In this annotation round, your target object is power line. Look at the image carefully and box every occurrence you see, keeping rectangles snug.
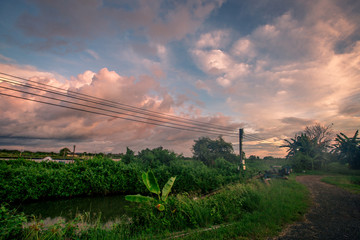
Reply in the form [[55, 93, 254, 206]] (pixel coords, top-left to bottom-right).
[[0, 74, 240, 135], [0, 84, 239, 137], [0, 72, 276, 143], [0, 72, 236, 132], [243, 136, 268, 141], [0, 91, 240, 137]]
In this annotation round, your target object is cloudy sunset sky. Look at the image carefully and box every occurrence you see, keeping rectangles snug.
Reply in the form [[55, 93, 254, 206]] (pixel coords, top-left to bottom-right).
[[0, 0, 359, 157]]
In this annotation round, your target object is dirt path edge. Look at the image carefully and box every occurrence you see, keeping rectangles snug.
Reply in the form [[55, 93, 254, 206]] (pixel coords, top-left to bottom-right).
[[271, 175, 360, 240]]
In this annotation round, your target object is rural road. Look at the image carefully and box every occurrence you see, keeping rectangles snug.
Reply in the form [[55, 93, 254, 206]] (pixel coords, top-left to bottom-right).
[[273, 175, 360, 240]]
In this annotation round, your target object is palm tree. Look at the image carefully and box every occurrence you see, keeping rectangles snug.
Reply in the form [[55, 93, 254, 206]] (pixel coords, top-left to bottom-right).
[[332, 130, 360, 169], [59, 147, 71, 158], [281, 133, 321, 170]]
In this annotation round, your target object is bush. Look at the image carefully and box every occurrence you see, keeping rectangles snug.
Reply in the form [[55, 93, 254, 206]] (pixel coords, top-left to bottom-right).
[[0, 204, 27, 239], [129, 183, 260, 233], [291, 152, 313, 172], [0, 154, 242, 203]]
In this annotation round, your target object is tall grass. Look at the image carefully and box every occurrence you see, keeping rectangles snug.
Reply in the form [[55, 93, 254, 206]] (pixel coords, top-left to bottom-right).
[[179, 178, 309, 240], [0, 178, 309, 240]]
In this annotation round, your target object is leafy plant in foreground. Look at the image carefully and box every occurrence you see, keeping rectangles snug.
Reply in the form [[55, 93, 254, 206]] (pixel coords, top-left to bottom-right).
[[125, 170, 176, 211]]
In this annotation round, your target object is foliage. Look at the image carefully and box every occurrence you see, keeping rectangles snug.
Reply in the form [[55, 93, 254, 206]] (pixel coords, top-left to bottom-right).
[[128, 182, 261, 235], [0, 153, 241, 203], [192, 136, 237, 166], [281, 123, 334, 171], [0, 204, 27, 240], [59, 147, 71, 157], [122, 147, 135, 164], [126, 170, 176, 211], [332, 130, 360, 169], [180, 178, 309, 240], [248, 155, 260, 160], [0, 172, 310, 240], [137, 147, 177, 167], [291, 152, 313, 172]]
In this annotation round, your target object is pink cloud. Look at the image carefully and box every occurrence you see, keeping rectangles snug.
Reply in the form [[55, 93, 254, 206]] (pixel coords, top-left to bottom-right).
[[0, 63, 240, 155]]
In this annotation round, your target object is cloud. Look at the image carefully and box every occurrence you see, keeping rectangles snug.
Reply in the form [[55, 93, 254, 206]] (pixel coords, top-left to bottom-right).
[[196, 30, 230, 49], [13, 0, 225, 52], [191, 48, 249, 87], [85, 49, 100, 60], [189, 0, 360, 157], [281, 117, 315, 126], [0, 63, 240, 155], [338, 93, 360, 117], [0, 54, 15, 63]]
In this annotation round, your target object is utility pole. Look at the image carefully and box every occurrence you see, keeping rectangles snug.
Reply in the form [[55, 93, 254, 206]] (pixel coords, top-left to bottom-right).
[[72, 145, 76, 160], [239, 128, 245, 170]]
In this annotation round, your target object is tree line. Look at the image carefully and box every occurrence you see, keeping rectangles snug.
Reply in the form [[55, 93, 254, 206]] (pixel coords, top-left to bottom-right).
[[281, 123, 360, 171]]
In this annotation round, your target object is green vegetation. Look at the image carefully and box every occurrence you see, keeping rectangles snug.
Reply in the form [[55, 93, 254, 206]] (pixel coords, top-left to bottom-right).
[[281, 124, 360, 172], [192, 136, 238, 166], [0, 136, 311, 239], [332, 130, 360, 169], [281, 123, 333, 171], [0, 155, 240, 203], [321, 175, 360, 194], [315, 162, 360, 194], [0, 177, 309, 240], [125, 170, 176, 211], [180, 178, 309, 240]]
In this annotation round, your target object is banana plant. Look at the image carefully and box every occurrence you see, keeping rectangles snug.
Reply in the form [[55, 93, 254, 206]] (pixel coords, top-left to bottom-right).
[[125, 170, 176, 211]]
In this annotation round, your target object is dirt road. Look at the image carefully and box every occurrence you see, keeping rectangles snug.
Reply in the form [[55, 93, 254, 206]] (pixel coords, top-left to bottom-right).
[[273, 175, 360, 240]]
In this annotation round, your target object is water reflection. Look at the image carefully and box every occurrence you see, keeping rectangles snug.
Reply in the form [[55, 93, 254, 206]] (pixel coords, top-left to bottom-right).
[[15, 194, 136, 224]]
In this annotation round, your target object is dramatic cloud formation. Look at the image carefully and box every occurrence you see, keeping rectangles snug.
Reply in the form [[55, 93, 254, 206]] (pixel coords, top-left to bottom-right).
[[0, 63, 240, 154], [0, 0, 359, 157]]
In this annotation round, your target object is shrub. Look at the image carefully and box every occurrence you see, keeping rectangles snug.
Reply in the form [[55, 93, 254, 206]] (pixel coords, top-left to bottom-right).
[[0, 204, 27, 239]]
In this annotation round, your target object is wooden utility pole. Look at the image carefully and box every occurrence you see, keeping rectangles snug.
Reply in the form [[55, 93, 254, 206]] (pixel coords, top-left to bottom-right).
[[239, 128, 245, 170], [72, 145, 76, 160]]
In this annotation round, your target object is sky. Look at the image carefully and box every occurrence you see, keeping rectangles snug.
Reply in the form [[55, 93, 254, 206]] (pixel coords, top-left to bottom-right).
[[0, 0, 359, 157]]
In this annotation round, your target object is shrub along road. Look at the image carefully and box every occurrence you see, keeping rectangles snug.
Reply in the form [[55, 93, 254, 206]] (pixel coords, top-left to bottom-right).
[[273, 175, 360, 240]]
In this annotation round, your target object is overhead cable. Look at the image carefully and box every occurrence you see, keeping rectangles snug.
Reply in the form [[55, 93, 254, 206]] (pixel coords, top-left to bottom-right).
[[0, 91, 240, 137], [0, 72, 236, 132]]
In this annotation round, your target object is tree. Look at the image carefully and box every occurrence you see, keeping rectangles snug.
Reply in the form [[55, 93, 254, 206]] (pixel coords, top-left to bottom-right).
[[304, 123, 333, 151], [122, 147, 135, 164], [138, 147, 177, 167], [192, 136, 237, 166], [59, 147, 71, 158], [332, 130, 360, 169], [248, 155, 259, 160], [281, 123, 333, 170]]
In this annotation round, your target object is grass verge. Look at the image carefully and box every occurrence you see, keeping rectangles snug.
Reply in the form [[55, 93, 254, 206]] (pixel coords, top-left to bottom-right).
[[321, 175, 360, 194], [174, 178, 310, 240]]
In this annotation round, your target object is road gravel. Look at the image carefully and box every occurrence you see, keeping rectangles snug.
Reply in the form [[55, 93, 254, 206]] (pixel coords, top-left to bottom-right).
[[273, 175, 360, 240]]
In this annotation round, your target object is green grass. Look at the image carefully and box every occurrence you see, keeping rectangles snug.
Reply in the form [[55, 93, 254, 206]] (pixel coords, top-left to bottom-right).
[[321, 175, 360, 194], [246, 158, 291, 173], [1, 177, 310, 240], [289, 162, 360, 194], [175, 178, 310, 240]]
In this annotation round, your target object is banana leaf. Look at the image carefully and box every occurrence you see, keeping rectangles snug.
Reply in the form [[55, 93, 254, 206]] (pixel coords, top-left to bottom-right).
[[142, 170, 160, 195], [162, 176, 176, 201], [125, 194, 154, 203]]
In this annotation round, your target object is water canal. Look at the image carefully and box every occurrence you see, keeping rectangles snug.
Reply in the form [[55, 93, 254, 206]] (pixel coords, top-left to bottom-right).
[[13, 194, 136, 225]]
